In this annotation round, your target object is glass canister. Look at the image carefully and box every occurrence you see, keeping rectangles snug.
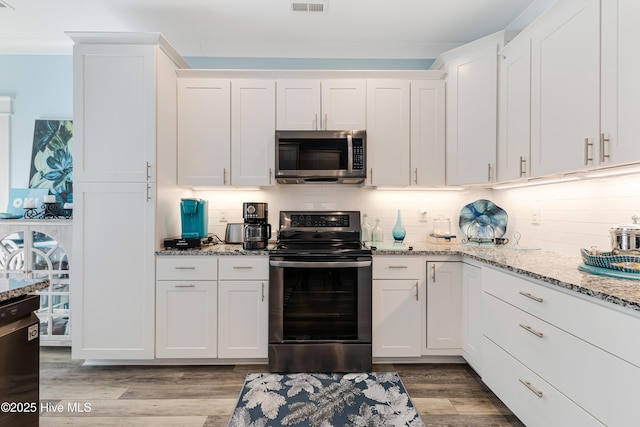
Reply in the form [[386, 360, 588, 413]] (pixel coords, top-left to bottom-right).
[[433, 215, 451, 237]]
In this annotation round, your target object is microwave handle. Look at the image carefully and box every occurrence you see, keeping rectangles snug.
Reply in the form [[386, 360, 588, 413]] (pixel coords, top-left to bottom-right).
[[347, 133, 353, 172]]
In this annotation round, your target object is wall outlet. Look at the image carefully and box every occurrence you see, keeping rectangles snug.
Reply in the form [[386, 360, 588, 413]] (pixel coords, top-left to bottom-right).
[[419, 209, 428, 223], [531, 208, 540, 225], [219, 211, 228, 223]]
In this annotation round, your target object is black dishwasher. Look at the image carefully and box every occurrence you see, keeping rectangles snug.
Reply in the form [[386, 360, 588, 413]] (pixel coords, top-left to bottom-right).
[[0, 294, 40, 427]]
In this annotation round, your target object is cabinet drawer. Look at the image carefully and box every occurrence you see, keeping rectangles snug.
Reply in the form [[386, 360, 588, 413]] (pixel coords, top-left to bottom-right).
[[156, 257, 217, 280], [219, 257, 269, 280], [484, 292, 640, 427], [483, 266, 640, 367], [373, 256, 425, 279], [483, 337, 604, 427]]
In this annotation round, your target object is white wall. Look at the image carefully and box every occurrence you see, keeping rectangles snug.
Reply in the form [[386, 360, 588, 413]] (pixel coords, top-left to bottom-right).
[[194, 185, 492, 244], [194, 172, 640, 257], [493, 173, 640, 255]]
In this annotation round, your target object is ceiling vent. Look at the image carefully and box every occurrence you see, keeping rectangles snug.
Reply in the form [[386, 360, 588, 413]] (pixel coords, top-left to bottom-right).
[[290, 1, 328, 14]]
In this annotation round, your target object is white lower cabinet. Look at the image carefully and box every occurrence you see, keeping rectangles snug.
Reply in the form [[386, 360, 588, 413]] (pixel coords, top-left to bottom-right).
[[482, 266, 640, 426], [156, 256, 218, 358], [372, 256, 425, 357], [217, 257, 269, 359], [483, 337, 604, 427], [461, 262, 482, 374], [426, 261, 462, 350], [156, 281, 218, 358]]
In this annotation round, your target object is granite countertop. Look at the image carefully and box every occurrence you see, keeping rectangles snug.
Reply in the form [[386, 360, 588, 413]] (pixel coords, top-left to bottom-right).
[[0, 277, 50, 303], [373, 242, 640, 314], [156, 241, 640, 313]]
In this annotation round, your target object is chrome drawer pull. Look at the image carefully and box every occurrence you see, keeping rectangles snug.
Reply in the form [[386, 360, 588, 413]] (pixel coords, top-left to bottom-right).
[[519, 379, 543, 398], [388, 265, 408, 269], [519, 323, 544, 338], [174, 266, 196, 270], [175, 284, 196, 288], [233, 266, 253, 269], [519, 291, 543, 303]]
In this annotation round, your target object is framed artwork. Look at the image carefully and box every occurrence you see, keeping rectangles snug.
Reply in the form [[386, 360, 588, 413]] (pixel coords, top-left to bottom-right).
[[28, 119, 73, 204]]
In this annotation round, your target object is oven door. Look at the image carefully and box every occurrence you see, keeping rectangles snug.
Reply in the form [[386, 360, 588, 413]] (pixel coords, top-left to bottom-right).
[[269, 256, 372, 343]]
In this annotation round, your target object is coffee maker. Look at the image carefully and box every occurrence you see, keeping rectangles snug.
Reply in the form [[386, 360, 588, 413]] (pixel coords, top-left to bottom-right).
[[243, 202, 270, 250], [181, 198, 208, 238]]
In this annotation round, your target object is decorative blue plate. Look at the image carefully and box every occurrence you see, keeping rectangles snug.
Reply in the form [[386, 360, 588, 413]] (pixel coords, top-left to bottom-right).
[[459, 199, 508, 240]]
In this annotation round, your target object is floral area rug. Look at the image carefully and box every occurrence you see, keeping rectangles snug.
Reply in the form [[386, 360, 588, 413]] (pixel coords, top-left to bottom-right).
[[227, 372, 425, 427]]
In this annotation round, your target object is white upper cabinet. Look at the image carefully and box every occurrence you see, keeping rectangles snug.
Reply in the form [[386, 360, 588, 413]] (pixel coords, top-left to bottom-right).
[[530, 0, 600, 176], [601, 0, 640, 164], [231, 80, 276, 186], [73, 44, 157, 183], [366, 79, 411, 186], [177, 78, 231, 186], [410, 80, 446, 186], [445, 43, 499, 185], [497, 38, 531, 181], [276, 79, 366, 130]]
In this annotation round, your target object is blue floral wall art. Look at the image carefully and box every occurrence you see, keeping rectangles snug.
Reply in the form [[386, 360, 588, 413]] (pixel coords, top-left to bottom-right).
[[28, 119, 73, 204]]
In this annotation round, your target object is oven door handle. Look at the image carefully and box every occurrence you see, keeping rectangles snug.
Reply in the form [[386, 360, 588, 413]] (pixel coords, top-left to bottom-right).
[[269, 260, 372, 268]]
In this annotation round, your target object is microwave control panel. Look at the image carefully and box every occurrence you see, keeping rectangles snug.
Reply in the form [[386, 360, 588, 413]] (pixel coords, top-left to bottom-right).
[[352, 141, 364, 170]]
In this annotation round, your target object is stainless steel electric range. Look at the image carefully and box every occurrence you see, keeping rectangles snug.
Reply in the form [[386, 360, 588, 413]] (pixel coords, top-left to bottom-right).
[[268, 211, 373, 373]]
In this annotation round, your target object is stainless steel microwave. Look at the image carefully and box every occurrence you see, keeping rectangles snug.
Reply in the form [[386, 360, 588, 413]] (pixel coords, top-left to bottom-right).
[[275, 130, 366, 184]]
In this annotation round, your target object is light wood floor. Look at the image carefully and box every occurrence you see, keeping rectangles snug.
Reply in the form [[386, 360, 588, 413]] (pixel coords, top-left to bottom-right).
[[39, 347, 524, 426]]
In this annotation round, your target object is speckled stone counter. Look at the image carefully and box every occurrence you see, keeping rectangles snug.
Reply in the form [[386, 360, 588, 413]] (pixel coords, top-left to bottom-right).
[[372, 242, 640, 313], [156, 243, 271, 256], [0, 278, 50, 302]]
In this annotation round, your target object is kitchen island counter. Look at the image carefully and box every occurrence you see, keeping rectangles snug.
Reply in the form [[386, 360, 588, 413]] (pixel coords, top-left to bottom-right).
[[0, 277, 50, 302]]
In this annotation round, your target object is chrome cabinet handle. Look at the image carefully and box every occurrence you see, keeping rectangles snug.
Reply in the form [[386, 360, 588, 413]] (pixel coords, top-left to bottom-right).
[[584, 138, 593, 165], [414, 168, 418, 184], [369, 168, 373, 185], [269, 168, 272, 185], [519, 379, 543, 398], [261, 283, 265, 301], [175, 284, 196, 288], [233, 266, 253, 269], [487, 163, 493, 181], [519, 323, 544, 338], [146, 162, 151, 180], [223, 168, 227, 185], [388, 265, 408, 269], [519, 156, 526, 177], [519, 291, 543, 303], [414, 282, 419, 301], [146, 184, 152, 202], [174, 266, 196, 270], [431, 264, 436, 282], [600, 133, 610, 163]]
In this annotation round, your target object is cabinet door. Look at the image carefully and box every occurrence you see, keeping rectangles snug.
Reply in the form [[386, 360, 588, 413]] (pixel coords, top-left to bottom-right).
[[410, 80, 446, 185], [231, 80, 276, 186], [461, 263, 482, 373], [276, 79, 321, 130], [218, 281, 268, 358], [530, 0, 600, 175], [498, 38, 531, 181], [72, 182, 155, 360], [366, 80, 411, 186], [73, 44, 157, 183], [372, 279, 422, 357], [177, 78, 231, 186], [446, 44, 498, 185], [321, 80, 366, 130], [156, 281, 217, 358], [601, 0, 640, 164], [426, 262, 462, 349]]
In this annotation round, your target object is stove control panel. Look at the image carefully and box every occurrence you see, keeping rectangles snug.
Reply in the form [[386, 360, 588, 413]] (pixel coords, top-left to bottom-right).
[[289, 214, 350, 228]]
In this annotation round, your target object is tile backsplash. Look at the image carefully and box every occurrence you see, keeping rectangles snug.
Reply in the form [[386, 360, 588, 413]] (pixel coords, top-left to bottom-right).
[[194, 173, 640, 256]]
